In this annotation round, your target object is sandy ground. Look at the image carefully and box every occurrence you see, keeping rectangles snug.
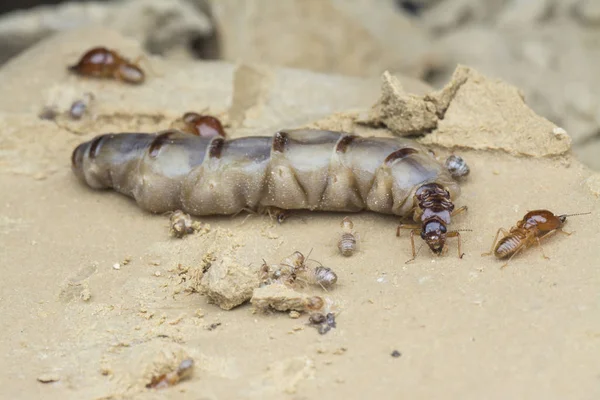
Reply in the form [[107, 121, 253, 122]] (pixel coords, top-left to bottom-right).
[[1, 29, 599, 400]]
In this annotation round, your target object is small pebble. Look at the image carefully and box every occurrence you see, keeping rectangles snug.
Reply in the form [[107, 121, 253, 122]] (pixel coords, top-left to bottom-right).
[[37, 373, 60, 383], [112, 263, 121, 270], [391, 350, 402, 358]]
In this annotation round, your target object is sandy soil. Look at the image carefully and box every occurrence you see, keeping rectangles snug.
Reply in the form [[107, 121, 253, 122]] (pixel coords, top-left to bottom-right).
[[0, 28, 599, 400]]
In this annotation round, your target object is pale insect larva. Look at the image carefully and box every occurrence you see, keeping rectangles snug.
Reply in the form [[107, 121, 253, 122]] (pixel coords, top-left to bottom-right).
[[338, 216, 357, 257], [444, 155, 470, 180], [71, 129, 463, 255]]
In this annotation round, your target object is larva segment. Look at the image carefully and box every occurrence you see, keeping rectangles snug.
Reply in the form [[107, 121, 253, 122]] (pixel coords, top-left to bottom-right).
[[71, 129, 460, 218]]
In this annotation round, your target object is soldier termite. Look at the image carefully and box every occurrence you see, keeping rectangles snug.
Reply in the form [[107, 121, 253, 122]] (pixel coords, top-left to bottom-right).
[[68, 47, 145, 84], [445, 155, 470, 179], [482, 210, 590, 268], [181, 112, 227, 138], [338, 217, 357, 257], [396, 183, 468, 263]]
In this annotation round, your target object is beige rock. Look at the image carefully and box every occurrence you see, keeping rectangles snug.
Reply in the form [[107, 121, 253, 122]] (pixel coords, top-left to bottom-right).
[[420, 66, 572, 157], [0, 0, 212, 65], [496, 0, 554, 27], [251, 284, 325, 313], [200, 253, 262, 311], [584, 173, 600, 197], [572, 0, 600, 25], [1, 25, 600, 400], [210, 0, 436, 79], [363, 69, 465, 136]]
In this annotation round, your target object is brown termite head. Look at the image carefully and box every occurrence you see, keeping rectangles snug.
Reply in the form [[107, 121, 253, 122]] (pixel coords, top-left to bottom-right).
[[421, 218, 447, 255], [445, 155, 470, 179]]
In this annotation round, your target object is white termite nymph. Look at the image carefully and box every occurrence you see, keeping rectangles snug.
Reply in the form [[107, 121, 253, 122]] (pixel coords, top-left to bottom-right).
[[444, 155, 470, 180], [338, 217, 357, 257]]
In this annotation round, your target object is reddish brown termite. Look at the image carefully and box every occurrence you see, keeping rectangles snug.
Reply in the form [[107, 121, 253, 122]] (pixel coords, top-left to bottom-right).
[[68, 47, 145, 84], [396, 183, 468, 263], [181, 112, 226, 138], [482, 210, 590, 268]]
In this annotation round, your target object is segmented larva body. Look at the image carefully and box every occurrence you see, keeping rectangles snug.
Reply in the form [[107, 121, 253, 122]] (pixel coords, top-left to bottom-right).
[[71, 129, 460, 217]]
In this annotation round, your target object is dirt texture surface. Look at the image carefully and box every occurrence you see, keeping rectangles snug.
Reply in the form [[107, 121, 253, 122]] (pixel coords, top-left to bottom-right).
[[0, 28, 599, 400]]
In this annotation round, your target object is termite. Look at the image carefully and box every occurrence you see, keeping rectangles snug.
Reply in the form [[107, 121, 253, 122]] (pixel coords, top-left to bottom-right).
[[146, 358, 194, 389], [260, 251, 338, 289], [71, 129, 465, 258], [308, 311, 337, 335], [445, 155, 470, 179], [69, 93, 95, 120], [482, 210, 590, 268], [396, 184, 468, 263], [181, 112, 226, 138], [68, 47, 145, 84], [338, 217, 357, 257]]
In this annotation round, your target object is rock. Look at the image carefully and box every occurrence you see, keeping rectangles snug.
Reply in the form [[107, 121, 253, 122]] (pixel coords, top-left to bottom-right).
[[572, 0, 600, 25], [0, 0, 213, 65], [250, 284, 325, 313], [420, 66, 571, 157], [37, 373, 60, 383], [200, 253, 261, 311], [585, 173, 600, 197], [362, 69, 465, 136], [209, 0, 437, 79], [496, 0, 554, 27]]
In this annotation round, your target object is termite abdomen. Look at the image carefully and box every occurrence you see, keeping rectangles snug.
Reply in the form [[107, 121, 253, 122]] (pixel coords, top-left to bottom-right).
[[338, 233, 356, 256], [494, 233, 525, 259]]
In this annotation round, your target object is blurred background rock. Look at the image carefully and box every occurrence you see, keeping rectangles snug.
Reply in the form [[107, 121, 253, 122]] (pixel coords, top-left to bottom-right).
[[0, 0, 598, 170]]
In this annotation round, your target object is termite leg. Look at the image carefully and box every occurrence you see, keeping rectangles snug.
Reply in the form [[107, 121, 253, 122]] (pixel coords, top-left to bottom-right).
[[451, 205, 468, 217], [404, 230, 419, 264], [556, 229, 573, 236], [535, 237, 550, 260], [482, 228, 510, 257], [396, 223, 420, 237], [447, 231, 464, 259]]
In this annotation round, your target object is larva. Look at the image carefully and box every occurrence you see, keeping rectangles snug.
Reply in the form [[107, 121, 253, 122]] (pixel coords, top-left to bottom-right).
[[71, 129, 463, 254]]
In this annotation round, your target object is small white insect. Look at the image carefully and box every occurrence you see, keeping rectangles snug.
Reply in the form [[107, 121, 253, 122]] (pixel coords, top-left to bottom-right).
[[338, 217, 357, 257], [444, 155, 470, 179]]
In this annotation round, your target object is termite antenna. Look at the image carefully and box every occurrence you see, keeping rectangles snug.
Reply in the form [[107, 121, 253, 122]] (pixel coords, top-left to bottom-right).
[[453, 229, 473, 232], [559, 212, 591, 218], [306, 248, 314, 262], [405, 243, 424, 264]]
